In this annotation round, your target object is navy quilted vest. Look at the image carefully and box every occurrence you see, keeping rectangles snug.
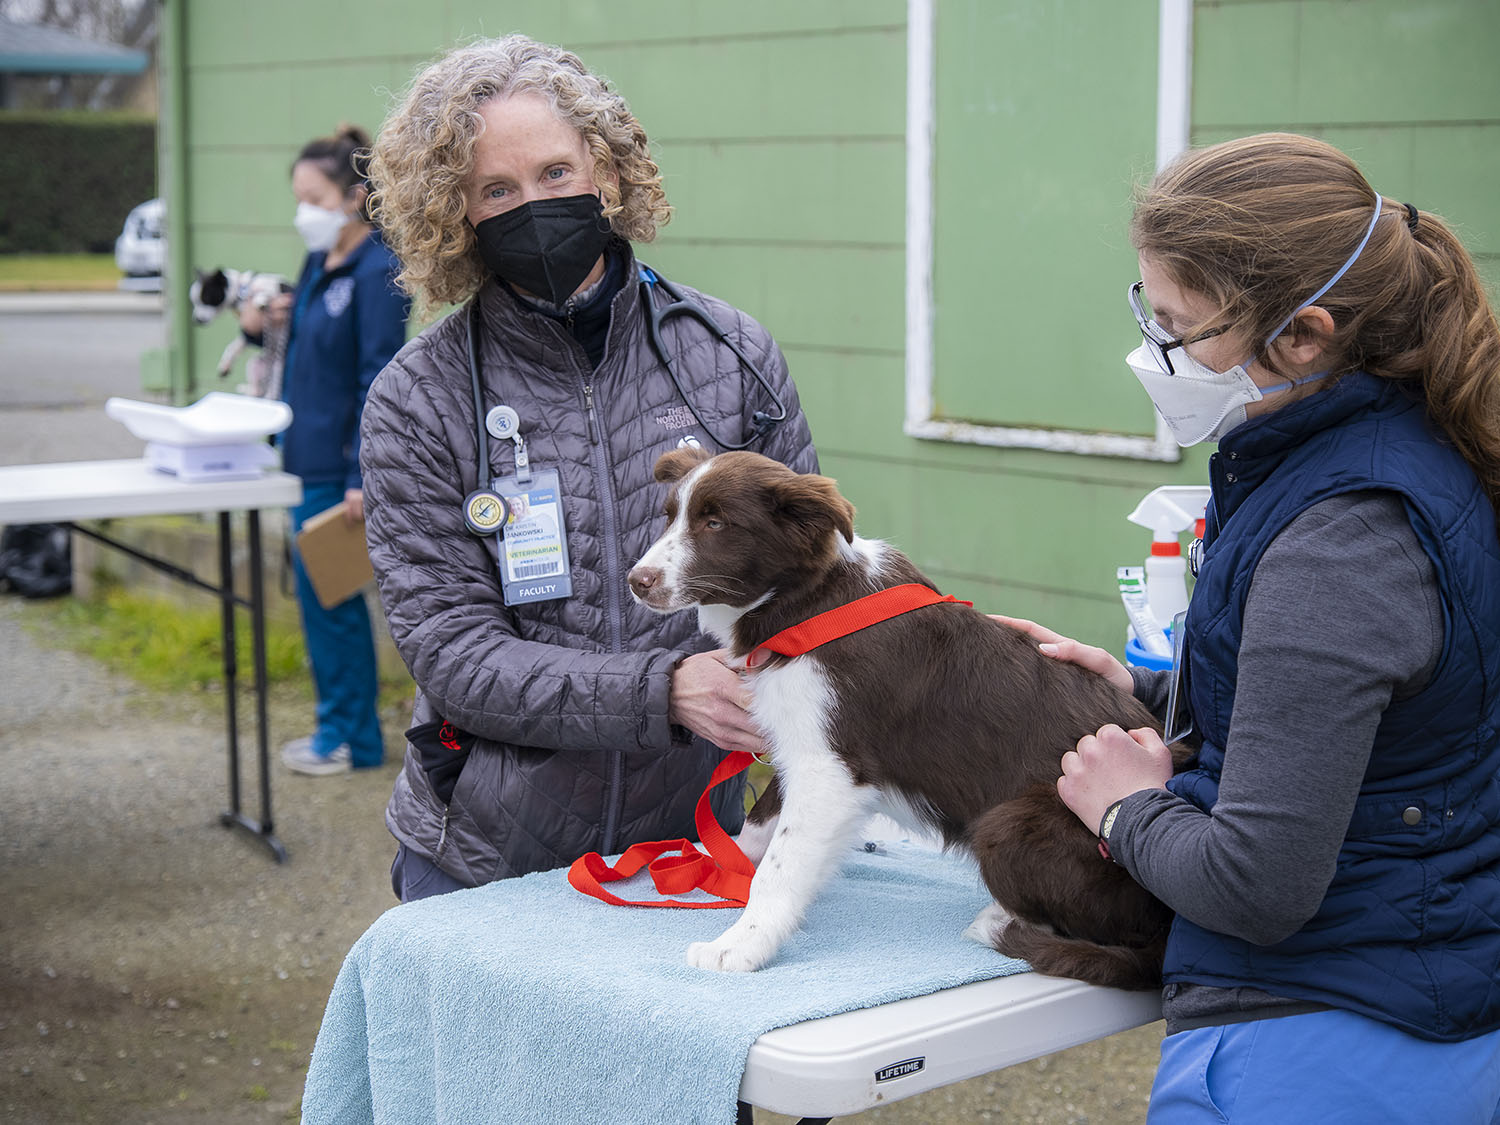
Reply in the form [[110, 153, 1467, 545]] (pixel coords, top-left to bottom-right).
[[1164, 372, 1500, 1041]]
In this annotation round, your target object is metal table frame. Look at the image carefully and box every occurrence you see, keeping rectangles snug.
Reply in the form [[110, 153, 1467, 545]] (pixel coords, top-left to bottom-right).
[[0, 458, 303, 861]]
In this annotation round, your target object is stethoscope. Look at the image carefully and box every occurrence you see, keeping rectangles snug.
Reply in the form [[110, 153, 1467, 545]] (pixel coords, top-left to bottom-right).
[[638, 265, 787, 451], [461, 265, 788, 535]]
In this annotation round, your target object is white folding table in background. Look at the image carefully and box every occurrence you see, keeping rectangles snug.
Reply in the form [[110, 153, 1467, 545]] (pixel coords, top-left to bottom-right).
[[0, 457, 303, 860]]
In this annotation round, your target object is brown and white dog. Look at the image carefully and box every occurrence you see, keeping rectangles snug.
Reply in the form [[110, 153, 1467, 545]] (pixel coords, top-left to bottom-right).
[[627, 447, 1189, 989]]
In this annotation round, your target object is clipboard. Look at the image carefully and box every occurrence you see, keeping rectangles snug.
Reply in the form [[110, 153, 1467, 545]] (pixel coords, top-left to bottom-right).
[[295, 501, 374, 609]]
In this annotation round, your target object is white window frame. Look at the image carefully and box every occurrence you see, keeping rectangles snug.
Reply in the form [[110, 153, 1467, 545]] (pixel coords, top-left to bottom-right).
[[903, 0, 1194, 461]]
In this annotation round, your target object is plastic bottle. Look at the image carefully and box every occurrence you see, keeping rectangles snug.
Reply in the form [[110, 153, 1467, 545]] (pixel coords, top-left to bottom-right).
[[1144, 527, 1188, 630], [1126, 486, 1210, 631]]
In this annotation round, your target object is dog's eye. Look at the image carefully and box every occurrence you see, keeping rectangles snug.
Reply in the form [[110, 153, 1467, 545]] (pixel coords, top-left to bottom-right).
[[705, 518, 724, 531]]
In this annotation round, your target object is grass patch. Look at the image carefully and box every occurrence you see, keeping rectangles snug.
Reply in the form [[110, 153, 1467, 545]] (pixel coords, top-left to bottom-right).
[[33, 586, 309, 693], [28, 584, 416, 714], [0, 253, 123, 291]]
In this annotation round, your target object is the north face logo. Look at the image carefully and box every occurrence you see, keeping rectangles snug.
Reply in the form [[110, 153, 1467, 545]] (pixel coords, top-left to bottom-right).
[[654, 405, 697, 431]]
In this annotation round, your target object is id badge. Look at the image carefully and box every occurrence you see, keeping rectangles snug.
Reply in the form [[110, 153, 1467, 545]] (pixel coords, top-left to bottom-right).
[[493, 468, 573, 607], [1163, 609, 1194, 746]]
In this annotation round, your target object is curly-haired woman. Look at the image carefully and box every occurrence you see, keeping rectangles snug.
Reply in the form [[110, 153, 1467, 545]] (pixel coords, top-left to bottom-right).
[[359, 35, 817, 900]]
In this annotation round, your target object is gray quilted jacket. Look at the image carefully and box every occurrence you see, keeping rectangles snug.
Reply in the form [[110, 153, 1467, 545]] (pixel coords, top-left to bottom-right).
[[361, 251, 817, 886]]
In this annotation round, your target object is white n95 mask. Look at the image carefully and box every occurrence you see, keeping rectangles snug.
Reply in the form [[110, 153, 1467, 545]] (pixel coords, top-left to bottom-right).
[[1127, 344, 1336, 447], [1126, 343, 1267, 446], [294, 202, 348, 253]]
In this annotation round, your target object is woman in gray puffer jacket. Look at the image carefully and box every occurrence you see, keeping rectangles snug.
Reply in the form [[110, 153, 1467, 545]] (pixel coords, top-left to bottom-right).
[[362, 35, 817, 897]]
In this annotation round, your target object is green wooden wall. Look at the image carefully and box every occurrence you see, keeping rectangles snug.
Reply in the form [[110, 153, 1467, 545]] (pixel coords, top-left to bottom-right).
[[164, 0, 1500, 650]]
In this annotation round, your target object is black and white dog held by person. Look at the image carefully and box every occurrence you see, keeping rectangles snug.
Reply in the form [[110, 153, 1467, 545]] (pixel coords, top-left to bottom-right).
[[188, 267, 292, 396]]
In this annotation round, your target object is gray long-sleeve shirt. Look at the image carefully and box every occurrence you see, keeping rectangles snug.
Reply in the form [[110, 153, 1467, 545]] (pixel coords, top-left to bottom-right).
[[1116, 491, 1443, 1028]]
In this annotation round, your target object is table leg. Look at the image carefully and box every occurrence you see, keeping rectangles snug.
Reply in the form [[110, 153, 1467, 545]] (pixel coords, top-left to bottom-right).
[[62, 516, 287, 861], [217, 511, 242, 816], [247, 510, 285, 861], [214, 509, 287, 863], [736, 1101, 830, 1125]]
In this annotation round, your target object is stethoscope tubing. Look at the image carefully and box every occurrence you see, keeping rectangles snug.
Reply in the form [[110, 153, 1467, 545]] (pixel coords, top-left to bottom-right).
[[638, 266, 787, 451]]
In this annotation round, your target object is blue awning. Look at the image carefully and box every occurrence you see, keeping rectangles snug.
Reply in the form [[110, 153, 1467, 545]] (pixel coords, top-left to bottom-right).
[[0, 16, 148, 75]]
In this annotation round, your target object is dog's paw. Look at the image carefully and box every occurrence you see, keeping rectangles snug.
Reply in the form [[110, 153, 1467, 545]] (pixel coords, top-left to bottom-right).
[[685, 938, 770, 972], [962, 901, 1013, 947]]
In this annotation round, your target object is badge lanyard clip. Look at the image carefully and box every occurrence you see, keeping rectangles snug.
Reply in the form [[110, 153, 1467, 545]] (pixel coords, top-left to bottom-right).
[[511, 432, 531, 485]]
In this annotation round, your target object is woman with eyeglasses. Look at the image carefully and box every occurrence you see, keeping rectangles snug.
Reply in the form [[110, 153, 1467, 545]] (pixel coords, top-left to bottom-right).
[[1003, 133, 1500, 1122]]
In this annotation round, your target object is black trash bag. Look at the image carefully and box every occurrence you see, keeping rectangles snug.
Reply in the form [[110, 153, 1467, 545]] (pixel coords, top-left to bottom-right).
[[0, 523, 73, 598]]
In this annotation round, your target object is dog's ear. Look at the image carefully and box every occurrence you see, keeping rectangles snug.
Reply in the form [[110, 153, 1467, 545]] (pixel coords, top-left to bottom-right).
[[772, 472, 856, 544], [654, 445, 713, 483]]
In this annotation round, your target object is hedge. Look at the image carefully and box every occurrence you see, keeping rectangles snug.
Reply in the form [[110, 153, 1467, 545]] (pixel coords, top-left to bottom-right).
[[0, 111, 157, 254]]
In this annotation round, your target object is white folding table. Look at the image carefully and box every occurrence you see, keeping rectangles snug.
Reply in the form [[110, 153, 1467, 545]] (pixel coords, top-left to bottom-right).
[[737, 970, 1160, 1121], [0, 457, 303, 860]]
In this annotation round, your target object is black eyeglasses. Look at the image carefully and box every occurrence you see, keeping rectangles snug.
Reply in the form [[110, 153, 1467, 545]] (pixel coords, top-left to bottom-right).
[[1129, 281, 1225, 376]]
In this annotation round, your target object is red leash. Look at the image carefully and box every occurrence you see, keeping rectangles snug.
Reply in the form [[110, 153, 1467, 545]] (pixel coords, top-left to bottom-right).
[[567, 583, 970, 907], [567, 750, 759, 908]]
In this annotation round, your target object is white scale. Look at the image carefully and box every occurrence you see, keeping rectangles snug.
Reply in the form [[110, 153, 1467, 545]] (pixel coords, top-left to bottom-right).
[[105, 392, 292, 484]]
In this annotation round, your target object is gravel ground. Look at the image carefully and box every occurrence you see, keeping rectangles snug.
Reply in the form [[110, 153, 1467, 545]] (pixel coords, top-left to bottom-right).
[[0, 595, 1163, 1125]]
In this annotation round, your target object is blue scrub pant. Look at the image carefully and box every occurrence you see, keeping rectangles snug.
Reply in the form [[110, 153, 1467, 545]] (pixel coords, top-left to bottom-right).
[[290, 482, 383, 768], [1149, 1008, 1500, 1124]]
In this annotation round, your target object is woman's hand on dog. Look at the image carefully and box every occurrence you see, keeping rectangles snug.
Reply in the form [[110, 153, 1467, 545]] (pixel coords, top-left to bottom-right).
[[989, 615, 1134, 695], [1058, 724, 1174, 837], [669, 650, 766, 755]]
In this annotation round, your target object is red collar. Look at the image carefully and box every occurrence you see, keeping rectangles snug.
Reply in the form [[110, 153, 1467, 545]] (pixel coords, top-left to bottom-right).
[[744, 583, 971, 670]]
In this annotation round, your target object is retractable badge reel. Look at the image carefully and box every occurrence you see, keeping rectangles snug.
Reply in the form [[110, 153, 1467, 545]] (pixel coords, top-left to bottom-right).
[[462, 406, 527, 535], [472, 403, 574, 607]]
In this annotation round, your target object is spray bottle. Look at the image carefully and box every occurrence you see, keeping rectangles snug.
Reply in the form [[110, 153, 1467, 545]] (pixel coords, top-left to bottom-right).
[[1126, 484, 1210, 634]]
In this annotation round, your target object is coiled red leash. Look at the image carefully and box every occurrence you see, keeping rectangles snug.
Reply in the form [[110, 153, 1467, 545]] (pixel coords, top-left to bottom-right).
[[567, 750, 758, 908]]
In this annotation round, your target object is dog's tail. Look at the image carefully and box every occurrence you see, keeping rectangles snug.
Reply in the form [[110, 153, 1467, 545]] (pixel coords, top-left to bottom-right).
[[993, 918, 1164, 992]]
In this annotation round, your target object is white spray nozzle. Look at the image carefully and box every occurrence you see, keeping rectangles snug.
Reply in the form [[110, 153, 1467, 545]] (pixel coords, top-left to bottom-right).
[[1128, 485, 1211, 541]]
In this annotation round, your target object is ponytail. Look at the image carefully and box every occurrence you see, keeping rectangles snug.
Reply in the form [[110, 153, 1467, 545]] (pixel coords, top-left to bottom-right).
[[1386, 213, 1500, 524]]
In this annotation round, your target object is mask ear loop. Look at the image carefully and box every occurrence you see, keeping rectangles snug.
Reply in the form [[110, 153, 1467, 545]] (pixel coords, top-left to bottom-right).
[[1249, 195, 1385, 375]]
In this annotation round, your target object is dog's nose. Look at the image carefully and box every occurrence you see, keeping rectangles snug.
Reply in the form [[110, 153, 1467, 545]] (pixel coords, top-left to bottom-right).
[[628, 566, 661, 599]]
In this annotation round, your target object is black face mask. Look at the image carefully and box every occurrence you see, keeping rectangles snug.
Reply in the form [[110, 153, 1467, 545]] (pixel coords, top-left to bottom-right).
[[473, 193, 613, 306]]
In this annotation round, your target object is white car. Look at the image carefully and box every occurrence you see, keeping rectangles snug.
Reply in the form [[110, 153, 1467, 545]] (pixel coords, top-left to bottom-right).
[[115, 198, 165, 288]]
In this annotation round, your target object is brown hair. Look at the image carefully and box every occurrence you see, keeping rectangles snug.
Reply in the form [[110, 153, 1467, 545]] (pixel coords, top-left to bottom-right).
[[1131, 132, 1500, 521], [367, 34, 672, 312], [293, 124, 373, 218]]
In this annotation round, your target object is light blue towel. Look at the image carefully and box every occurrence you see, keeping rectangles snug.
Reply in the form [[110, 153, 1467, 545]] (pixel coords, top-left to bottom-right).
[[301, 841, 1028, 1125]]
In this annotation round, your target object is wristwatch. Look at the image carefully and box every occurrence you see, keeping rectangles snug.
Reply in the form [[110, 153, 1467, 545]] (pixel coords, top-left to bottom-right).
[[1097, 799, 1126, 864], [1099, 799, 1124, 842]]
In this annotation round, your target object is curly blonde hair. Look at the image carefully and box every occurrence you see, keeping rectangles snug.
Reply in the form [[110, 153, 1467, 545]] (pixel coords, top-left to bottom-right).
[[368, 34, 672, 311]]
